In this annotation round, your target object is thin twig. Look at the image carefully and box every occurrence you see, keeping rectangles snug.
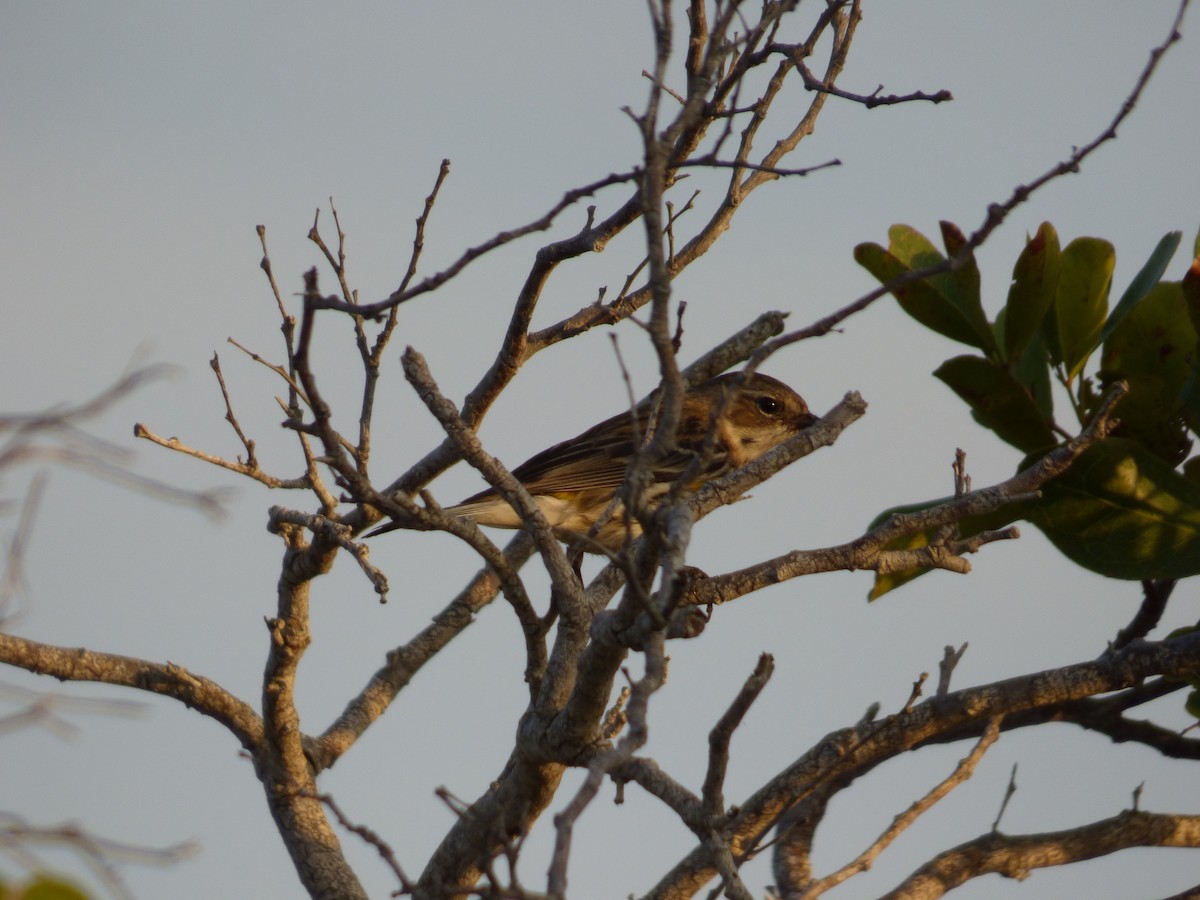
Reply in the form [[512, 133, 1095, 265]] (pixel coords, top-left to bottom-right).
[[992, 763, 1018, 832], [703, 654, 775, 817], [801, 717, 1002, 897], [209, 353, 257, 467]]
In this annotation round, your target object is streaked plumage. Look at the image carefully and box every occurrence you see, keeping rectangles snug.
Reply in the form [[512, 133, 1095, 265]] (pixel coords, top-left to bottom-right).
[[370, 372, 815, 552]]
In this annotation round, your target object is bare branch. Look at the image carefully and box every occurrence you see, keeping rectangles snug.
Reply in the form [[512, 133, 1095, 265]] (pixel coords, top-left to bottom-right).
[[936, 644, 969, 697], [758, 2, 1190, 361], [226, 337, 308, 403], [1115, 579, 1176, 648], [793, 57, 953, 108], [992, 763, 1019, 833], [269, 507, 389, 602], [703, 653, 775, 817], [400, 347, 581, 603], [311, 792, 413, 895], [315, 170, 642, 320], [0, 632, 262, 752], [646, 632, 1200, 897], [133, 423, 308, 490], [799, 717, 1002, 898], [311, 533, 538, 771], [885, 809, 1200, 899], [209, 353, 257, 467], [688, 385, 1124, 608]]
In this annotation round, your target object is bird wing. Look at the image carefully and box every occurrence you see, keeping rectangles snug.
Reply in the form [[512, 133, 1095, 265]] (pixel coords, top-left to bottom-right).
[[456, 406, 730, 505], [456, 411, 637, 504]]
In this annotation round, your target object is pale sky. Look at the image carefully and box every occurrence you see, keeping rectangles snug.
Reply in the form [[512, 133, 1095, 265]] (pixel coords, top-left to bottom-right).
[[3, 3, 1200, 898]]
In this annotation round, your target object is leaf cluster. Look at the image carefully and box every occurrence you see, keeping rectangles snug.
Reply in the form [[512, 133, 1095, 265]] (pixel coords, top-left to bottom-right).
[[858, 223, 1200, 594]]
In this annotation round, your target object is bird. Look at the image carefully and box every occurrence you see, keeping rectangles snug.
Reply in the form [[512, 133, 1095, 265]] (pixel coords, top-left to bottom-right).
[[368, 372, 816, 552]]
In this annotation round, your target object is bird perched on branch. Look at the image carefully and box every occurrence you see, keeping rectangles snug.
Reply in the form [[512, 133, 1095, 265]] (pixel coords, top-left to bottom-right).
[[368, 372, 816, 552]]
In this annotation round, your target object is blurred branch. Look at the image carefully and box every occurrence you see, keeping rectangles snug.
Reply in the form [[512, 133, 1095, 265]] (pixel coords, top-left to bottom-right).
[[0, 812, 197, 900], [0, 471, 44, 616], [0, 364, 227, 519], [0, 680, 144, 739], [0, 632, 263, 753]]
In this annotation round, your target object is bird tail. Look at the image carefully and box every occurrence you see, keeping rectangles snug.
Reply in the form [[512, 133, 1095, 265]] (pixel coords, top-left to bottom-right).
[[363, 510, 423, 539]]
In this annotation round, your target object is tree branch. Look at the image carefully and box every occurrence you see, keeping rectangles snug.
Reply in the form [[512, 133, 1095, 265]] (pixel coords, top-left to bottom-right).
[[0, 632, 262, 753], [883, 809, 1200, 899], [643, 631, 1200, 897]]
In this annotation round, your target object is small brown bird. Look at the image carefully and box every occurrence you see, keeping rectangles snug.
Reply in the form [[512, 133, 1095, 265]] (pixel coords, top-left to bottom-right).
[[369, 372, 816, 552]]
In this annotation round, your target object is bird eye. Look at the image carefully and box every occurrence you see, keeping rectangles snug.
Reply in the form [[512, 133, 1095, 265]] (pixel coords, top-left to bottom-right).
[[756, 396, 782, 415]]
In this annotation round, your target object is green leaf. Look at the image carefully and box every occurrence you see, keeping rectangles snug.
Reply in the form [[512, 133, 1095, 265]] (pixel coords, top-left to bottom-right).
[[1003, 222, 1061, 362], [934, 355, 1057, 453], [1011, 329, 1054, 419], [1097, 230, 1182, 347], [1099, 281, 1196, 464], [1026, 437, 1200, 579], [938, 221, 993, 353], [854, 224, 995, 353], [887, 222, 945, 270], [1183, 254, 1200, 435], [1055, 237, 1115, 383]]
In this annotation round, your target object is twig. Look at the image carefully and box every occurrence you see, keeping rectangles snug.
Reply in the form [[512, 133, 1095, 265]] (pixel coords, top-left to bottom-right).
[[800, 717, 1002, 897], [992, 763, 1018, 832], [904, 673, 928, 713], [688, 384, 1126, 609], [225, 337, 308, 402], [209, 353, 257, 467], [758, 1, 1191, 362], [0, 471, 45, 615], [317, 170, 642, 319], [1114, 579, 1176, 649], [642, 68, 686, 105], [794, 57, 953, 107], [269, 507, 389, 602], [133, 423, 307, 490], [951, 449, 970, 498], [311, 792, 412, 893], [703, 654, 775, 817], [676, 155, 842, 177], [400, 347, 580, 603], [936, 644, 969, 697]]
